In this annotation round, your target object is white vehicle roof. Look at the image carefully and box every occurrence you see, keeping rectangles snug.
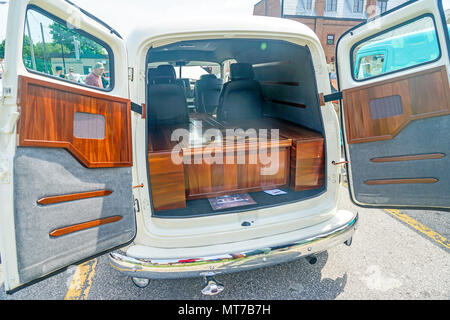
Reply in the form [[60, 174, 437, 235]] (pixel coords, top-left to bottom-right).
[[126, 15, 320, 55]]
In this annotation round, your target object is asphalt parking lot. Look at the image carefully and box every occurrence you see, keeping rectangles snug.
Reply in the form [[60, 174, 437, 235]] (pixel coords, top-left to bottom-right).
[[1, 185, 449, 300]]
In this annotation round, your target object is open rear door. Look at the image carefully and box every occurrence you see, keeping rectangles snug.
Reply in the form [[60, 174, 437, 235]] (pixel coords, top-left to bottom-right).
[[0, 0, 135, 292], [337, 0, 450, 210]]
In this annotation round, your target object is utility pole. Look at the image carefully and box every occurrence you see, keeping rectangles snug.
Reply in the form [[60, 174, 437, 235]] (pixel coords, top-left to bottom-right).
[[57, 24, 67, 74], [26, 19, 37, 70], [40, 23, 49, 74], [73, 36, 80, 61]]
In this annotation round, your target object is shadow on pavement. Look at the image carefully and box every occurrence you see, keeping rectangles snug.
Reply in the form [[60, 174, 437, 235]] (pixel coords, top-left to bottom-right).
[[98, 251, 347, 300]]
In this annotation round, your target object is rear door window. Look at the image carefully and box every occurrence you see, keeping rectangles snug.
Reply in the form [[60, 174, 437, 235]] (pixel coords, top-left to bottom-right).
[[22, 6, 113, 90], [352, 15, 441, 81]]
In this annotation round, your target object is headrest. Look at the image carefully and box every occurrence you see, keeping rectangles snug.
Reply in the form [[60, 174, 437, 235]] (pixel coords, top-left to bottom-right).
[[156, 65, 176, 80], [230, 63, 254, 81], [200, 74, 217, 80]]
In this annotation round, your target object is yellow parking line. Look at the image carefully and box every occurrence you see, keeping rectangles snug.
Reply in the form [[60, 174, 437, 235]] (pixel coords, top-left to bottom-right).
[[384, 209, 450, 249], [341, 183, 448, 248], [64, 258, 98, 300]]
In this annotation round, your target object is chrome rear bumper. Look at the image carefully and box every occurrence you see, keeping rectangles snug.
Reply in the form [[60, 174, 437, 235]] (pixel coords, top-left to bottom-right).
[[109, 212, 358, 279]]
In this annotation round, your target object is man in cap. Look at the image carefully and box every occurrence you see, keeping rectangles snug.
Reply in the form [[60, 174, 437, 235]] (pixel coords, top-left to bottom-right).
[[67, 67, 80, 83], [85, 62, 105, 88]]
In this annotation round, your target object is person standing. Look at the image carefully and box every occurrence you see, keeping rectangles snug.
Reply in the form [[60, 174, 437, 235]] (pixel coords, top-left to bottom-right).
[[67, 67, 81, 83], [85, 62, 105, 88], [101, 73, 109, 88], [54, 66, 65, 79]]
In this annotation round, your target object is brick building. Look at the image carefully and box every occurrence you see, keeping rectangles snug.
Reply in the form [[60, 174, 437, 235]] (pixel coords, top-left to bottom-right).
[[254, 0, 409, 68]]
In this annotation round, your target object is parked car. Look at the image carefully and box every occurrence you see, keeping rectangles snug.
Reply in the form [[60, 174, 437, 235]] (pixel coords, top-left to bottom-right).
[[354, 24, 450, 80], [0, 0, 448, 294]]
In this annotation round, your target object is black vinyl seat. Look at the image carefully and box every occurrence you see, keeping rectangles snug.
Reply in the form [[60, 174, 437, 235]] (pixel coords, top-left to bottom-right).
[[194, 74, 223, 114], [180, 78, 193, 99], [216, 63, 264, 122], [147, 65, 188, 126], [175, 79, 187, 94], [147, 67, 158, 83], [152, 65, 177, 84]]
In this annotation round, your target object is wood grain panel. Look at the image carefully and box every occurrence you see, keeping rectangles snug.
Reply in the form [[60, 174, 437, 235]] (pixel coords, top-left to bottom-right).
[[290, 139, 325, 191], [370, 153, 445, 163], [37, 190, 112, 205], [184, 146, 291, 200], [342, 66, 450, 144], [147, 115, 326, 210], [254, 118, 324, 191], [364, 178, 438, 185], [17, 76, 132, 168], [148, 151, 186, 211], [49, 216, 123, 237]]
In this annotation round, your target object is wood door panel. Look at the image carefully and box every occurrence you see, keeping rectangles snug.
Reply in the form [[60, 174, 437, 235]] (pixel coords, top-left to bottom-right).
[[49, 215, 123, 238], [370, 153, 446, 163], [37, 190, 113, 205], [364, 178, 438, 185], [17, 76, 132, 168], [343, 66, 450, 144]]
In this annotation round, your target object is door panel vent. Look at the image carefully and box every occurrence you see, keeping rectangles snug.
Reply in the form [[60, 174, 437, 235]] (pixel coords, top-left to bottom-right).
[[74, 112, 106, 140], [369, 95, 403, 120]]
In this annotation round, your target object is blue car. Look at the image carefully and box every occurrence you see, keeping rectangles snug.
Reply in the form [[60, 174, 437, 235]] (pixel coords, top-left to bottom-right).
[[354, 25, 449, 79]]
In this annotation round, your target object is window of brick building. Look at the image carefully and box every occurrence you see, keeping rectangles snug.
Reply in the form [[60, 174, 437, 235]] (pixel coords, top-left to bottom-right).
[[327, 34, 335, 45], [353, 0, 364, 13], [377, 0, 388, 14], [305, 0, 313, 10], [325, 0, 337, 12]]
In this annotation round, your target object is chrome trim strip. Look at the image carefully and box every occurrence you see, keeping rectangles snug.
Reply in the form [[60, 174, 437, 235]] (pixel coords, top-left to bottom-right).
[[109, 213, 358, 279]]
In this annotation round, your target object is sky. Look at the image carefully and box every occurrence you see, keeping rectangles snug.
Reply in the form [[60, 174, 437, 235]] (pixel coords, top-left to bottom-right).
[[0, 0, 262, 41]]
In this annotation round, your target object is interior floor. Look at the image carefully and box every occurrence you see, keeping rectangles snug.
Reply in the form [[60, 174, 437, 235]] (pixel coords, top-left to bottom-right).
[[153, 186, 326, 218]]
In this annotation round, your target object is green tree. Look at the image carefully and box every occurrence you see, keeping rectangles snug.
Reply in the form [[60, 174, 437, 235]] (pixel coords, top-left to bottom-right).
[[22, 33, 70, 74], [49, 22, 106, 57], [0, 39, 5, 59]]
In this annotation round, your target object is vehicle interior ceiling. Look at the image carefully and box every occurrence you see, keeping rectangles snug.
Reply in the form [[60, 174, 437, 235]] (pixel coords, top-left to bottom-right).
[[146, 38, 326, 218]]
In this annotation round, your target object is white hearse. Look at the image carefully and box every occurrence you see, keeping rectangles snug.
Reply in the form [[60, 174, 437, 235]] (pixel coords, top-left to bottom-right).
[[0, 0, 448, 294]]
